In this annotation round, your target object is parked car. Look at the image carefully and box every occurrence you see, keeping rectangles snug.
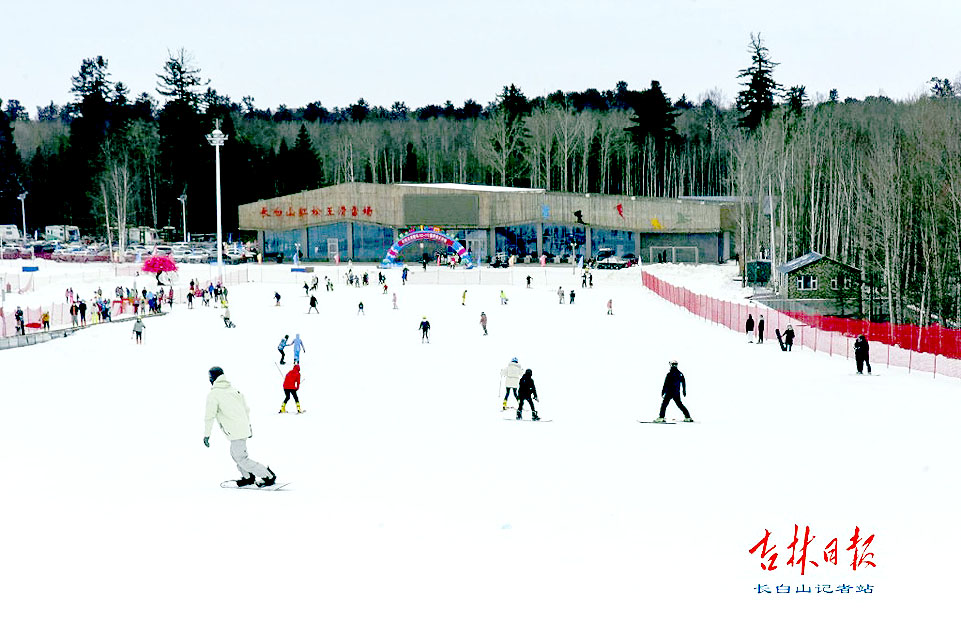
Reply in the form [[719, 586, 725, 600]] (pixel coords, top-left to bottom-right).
[[596, 256, 628, 270], [622, 253, 639, 267]]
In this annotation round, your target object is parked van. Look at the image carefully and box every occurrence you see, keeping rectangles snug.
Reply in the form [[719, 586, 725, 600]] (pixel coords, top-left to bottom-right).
[[44, 225, 81, 243]]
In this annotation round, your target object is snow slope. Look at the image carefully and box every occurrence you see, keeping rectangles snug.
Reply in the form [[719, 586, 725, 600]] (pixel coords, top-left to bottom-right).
[[0, 261, 957, 641]]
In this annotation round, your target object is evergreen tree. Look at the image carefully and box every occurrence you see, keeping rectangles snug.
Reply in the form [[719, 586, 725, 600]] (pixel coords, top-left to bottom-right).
[[156, 49, 207, 106], [0, 101, 23, 220], [290, 124, 320, 192], [736, 33, 781, 131], [785, 85, 807, 117]]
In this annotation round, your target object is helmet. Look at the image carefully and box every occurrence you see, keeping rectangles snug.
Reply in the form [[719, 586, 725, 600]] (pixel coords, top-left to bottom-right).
[[209, 366, 224, 384], [669, 360, 678, 367], [511, 357, 518, 363]]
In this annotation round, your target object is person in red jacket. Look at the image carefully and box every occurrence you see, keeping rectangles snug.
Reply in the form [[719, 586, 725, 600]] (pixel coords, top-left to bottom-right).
[[280, 364, 303, 413]]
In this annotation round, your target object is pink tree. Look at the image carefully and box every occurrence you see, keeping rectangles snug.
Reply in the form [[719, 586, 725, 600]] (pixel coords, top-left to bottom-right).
[[143, 255, 178, 285]]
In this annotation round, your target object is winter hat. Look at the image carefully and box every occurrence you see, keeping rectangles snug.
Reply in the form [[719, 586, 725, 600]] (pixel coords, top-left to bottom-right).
[[511, 358, 518, 363], [525, 369, 533, 376], [209, 366, 224, 384]]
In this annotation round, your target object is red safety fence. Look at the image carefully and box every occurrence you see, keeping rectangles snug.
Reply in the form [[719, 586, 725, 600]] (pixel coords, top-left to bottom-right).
[[642, 272, 961, 379]]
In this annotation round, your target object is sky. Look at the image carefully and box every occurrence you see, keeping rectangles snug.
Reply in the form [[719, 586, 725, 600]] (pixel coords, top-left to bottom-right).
[[3, 0, 960, 117]]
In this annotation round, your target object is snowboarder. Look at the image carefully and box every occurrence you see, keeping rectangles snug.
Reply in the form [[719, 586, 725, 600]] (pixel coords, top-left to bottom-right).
[[516, 368, 539, 421], [526, 275, 532, 288], [479, 312, 488, 335], [419, 316, 430, 343], [292, 333, 306, 363], [278, 335, 290, 364], [501, 357, 522, 410], [132, 317, 145, 344], [745, 314, 755, 342], [308, 295, 319, 314], [854, 334, 872, 374], [607, 299, 613, 315], [757, 315, 765, 344], [655, 360, 693, 423], [204, 367, 277, 488], [274, 291, 281, 306], [784, 325, 795, 351], [558, 287, 565, 304], [280, 364, 303, 413]]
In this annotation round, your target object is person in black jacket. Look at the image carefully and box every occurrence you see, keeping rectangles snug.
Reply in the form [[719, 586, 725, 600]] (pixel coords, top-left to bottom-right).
[[516, 369, 539, 421], [854, 334, 871, 374], [419, 316, 430, 343], [784, 325, 795, 351], [655, 361, 693, 422], [745, 314, 755, 342], [757, 315, 765, 344]]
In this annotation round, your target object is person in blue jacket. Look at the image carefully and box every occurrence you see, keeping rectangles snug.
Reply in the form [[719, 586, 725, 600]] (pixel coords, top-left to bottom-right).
[[278, 335, 290, 364], [292, 333, 306, 363]]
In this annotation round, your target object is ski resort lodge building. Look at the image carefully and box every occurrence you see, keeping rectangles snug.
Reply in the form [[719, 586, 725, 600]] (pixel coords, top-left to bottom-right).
[[238, 183, 738, 264]]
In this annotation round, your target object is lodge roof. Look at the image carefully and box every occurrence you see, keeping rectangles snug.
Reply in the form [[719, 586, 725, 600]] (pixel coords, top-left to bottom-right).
[[778, 251, 858, 274]]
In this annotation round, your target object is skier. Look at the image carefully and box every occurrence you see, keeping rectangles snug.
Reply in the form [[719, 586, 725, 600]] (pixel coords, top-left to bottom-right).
[[167, 287, 174, 309], [569, 289, 576, 304], [358, 301, 365, 315], [292, 333, 306, 363], [274, 291, 281, 306], [854, 334, 872, 374], [383, 283, 388, 294], [745, 314, 755, 342], [303, 281, 310, 296], [70, 302, 79, 328], [784, 325, 795, 351], [402, 266, 409, 284], [558, 287, 565, 304], [501, 357, 522, 410], [280, 364, 303, 413], [419, 316, 431, 343], [757, 315, 765, 344], [78, 300, 87, 326], [132, 316, 145, 344], [392, 292, 398, 309], [278, 335, 290, 364], [204, 366, 277, 488], [462, 290, 467, 306], [589, 272, 593, 288], [526, 275, 532, 288], [308, 294, 319, 314], [187, 290, 194, 309], [516, 368, 539, 421], [479, 312, 488, 335], [654, 360, 693, 423], [607, 299, 613, 315], [499, 290, 508, 305], [222, 306, 235, 328], [41, 311, 50, 330], [14, 306, 25, 335], [581, 272, 587, 288]]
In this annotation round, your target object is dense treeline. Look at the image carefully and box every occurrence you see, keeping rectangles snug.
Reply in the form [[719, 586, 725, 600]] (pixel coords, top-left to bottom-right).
[[1, 40, 960, 325]]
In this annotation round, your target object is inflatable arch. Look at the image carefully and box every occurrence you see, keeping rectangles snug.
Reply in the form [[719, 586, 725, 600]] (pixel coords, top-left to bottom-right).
[[381, 227, 474, 268]]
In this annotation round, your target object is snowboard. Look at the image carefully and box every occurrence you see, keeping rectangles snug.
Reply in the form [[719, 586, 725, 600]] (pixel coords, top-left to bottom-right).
[[775, 328, 787, 351], [221, 481, 290, 491], [504, 417, 552, 423]]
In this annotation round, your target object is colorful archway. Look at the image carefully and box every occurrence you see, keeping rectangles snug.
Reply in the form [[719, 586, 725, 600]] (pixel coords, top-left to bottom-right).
[[382, 227, 474, 268]]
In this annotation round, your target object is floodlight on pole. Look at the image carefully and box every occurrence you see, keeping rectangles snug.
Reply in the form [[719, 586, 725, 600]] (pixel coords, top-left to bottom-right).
[[18, 191, 28, 241], [205, 124, 228, 284], [177, 194, 187, 243]]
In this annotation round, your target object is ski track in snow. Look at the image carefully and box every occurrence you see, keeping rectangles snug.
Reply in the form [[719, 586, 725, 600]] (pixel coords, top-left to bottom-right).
[[0, 259, 956, 641]]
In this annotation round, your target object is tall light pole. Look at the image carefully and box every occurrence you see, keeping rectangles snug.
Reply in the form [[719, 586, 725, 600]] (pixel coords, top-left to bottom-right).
[[18, 191, 28, 241], [177, 194, 187, 243], [205, 123, 228, 284]]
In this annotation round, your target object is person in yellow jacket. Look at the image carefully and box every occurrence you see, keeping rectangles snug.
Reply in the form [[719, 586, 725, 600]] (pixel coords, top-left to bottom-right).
[[203, 367, 276, 487]]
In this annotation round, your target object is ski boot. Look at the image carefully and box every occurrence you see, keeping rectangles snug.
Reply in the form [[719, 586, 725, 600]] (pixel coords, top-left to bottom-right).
[[256, 468, 277, 488], [503, 400, 508, 410], [279, 403, 287, 413], [683, 417, 694, 423], [516, 411, 522, 420], [296, 402, 303, 414], [236, 473, 256, 487], [653, 417, 666, 423], [532, 411, 540, 421]]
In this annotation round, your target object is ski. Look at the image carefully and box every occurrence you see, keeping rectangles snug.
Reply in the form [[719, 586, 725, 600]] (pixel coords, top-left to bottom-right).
[[504, 417, 552, 422], [220, 481, 290, 491], [637, 420, 678, 424]]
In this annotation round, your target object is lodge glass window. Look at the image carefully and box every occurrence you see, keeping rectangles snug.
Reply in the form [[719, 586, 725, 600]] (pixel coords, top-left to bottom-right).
[[797, 275, 818, 290]]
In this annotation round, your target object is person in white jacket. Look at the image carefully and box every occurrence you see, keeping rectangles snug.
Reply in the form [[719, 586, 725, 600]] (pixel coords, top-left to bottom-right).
[[203, 367, 276, 487], [500, 357, 523, 410]]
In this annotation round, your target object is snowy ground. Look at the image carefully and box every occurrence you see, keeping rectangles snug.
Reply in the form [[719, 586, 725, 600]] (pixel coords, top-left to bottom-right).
[[0, 260, 957, 641]]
